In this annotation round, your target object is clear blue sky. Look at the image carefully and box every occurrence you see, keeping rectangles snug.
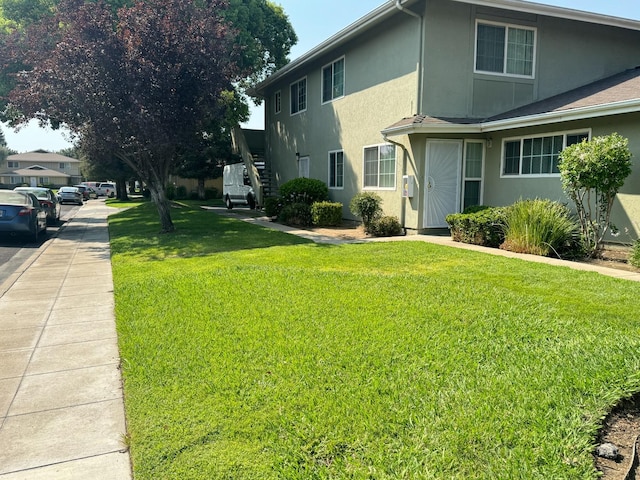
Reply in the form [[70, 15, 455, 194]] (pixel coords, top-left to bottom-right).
[[3, 0, 640, 151]]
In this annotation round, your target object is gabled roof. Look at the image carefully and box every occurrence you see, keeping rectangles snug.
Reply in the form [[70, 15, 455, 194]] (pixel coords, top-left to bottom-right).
[[383, 68, 640, 136], [253, 0, 640, 95], [7, 151, 80, 163]]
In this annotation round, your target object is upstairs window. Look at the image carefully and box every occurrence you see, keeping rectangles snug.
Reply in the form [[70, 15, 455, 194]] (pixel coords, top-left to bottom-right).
[[322, 57, 345, 103], [274, 91, 281, 114], [8, 161, 19, 168], [290, 77, 307, 115], [502, 131, 589, 177], [476, 21, 536, 77], [364, 144, 396, 189]]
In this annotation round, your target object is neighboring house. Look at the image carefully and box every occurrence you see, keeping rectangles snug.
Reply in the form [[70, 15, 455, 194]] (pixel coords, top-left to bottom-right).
[[251, 0, 640, 240], [0, 150, 82, 187]]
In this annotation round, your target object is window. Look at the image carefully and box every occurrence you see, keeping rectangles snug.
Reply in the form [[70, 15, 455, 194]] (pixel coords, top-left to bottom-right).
[[8, 161, 19, 168], [59, 162, 68, 170], [290, 77, 307, 115], [476, 21, 535, 77], [298, 156, 309, 178], [502, 131, 589, 176], [274, 91, 281, 114], [322, 57, 345, 103], [364, 144, 396, 189], [463, 141, 484, 211], [328, 150, 344, 189]]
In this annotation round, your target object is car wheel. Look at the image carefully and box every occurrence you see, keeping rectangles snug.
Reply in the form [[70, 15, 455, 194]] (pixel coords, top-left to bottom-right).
[[225, 195, 233, 209]]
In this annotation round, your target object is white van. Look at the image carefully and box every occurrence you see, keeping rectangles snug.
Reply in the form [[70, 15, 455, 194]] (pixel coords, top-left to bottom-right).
[[223, 163, 257, 209]]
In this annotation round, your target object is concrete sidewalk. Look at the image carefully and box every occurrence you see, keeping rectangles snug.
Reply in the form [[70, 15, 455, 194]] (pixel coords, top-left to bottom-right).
[[0, 200, 131, 479]]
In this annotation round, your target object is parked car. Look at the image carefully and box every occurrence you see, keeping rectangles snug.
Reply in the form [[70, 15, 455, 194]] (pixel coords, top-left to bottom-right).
[[0, 190, 47, 241], [57, 186, 84, 205], [96, 182, 117, 198], [73, 184, 97, 200], [13, 187, 61, 225]]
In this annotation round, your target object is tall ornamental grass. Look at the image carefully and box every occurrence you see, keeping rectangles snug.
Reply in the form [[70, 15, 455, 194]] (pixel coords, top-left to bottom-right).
[[501, 198, 579, 257]]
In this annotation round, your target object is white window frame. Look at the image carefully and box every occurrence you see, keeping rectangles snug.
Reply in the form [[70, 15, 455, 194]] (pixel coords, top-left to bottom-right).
[[274, 90, 281, 115], [8, 161, 19, 168], [363, 143, 396, 190], [321, 56, 345, 104], [462, 140, 485, 210], [290, 77, 307, 115], [474, 20, 537, 79], [328, 150, 344, 189], [500, 129, 591, 178]]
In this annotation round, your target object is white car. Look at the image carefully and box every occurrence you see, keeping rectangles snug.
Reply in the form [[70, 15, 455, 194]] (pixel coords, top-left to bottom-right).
[[96, 182, 117, 198]]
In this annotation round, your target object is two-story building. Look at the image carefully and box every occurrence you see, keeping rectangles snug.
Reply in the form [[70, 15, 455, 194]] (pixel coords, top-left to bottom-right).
[[0, 150, 82, 187], [251, 0, 640, 239]]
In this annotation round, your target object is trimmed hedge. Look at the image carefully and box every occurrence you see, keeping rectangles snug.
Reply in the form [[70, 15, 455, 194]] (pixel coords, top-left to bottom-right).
[[446, 207, 506, 247], [279, 178, 329, 205], [311, 201, 343, 227], [369, 215, 403, 237]]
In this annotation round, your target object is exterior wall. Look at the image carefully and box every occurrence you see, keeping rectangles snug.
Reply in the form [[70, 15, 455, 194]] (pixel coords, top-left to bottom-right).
[[421, 0, 640, 119], [264, 12, 419, 220]]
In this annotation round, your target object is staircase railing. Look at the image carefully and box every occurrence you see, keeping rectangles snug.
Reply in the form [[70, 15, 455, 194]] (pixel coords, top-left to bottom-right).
[[231, 125, 264, 208]]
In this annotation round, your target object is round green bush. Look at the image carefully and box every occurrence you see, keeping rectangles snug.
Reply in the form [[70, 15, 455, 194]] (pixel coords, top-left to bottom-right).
[[278, 178, 329, 205], [349, 192, 382, 232], [279, 202, 312, 226], [264, 196, 282, 218], [369, 215, 403, 237]]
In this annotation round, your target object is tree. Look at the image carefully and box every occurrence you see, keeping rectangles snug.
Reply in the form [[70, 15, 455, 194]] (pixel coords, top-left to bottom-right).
[[558, 132, 632, 257], [2, 0, 296, 232], [4, 0, 248, 232]]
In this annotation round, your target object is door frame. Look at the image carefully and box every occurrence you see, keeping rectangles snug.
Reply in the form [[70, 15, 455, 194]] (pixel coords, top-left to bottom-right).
[[423, 139, 463, 228]]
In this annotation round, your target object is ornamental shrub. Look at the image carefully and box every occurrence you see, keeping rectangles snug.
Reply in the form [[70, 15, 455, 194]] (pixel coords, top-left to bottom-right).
[[278, 178, 329, 206], [176, 185, 187, 199], [264, 196, 282, 219], [445, 207, 506, 247], [501, 198, 579, 257], [311, 201, 343, 226], [558, 133, 632, 257], [630, 240, 640, 268], [350, 192, 382, 233], [369, 215, 403, 237], [279, 202, 312, 227]]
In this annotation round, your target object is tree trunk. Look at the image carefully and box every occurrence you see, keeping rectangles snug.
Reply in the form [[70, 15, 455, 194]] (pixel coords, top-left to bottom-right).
[[197, 178, 206, 200], [116, 177, 129, 201], [149, 184, 175, 233]]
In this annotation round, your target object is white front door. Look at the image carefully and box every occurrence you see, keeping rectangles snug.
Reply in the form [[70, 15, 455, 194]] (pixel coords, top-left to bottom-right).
[[423, 140, 462, 228]]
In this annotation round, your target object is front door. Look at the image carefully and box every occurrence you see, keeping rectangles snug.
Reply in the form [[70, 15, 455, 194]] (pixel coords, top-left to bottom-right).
[[423, 140, 462, 228]]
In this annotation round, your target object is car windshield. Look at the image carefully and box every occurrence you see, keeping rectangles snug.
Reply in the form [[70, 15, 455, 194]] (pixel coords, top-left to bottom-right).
[[0, 190, 29, 205]]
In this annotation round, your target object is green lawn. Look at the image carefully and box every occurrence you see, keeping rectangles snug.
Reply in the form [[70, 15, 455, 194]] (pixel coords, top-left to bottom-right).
[[110, 203, 640, 479]]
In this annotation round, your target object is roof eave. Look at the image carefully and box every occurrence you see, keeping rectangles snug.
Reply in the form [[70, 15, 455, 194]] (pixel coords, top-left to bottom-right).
[[382, 123, 484, 137]]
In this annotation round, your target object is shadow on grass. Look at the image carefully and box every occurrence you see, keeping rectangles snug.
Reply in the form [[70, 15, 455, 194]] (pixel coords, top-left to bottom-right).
[[108, 202, 314, 261]]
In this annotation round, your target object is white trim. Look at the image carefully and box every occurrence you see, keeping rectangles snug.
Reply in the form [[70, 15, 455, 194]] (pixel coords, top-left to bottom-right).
[[499, 128, 591, 178], [321, 56, 346, 105], [474, 19, 537, 79], [362, 143, 397, 190], [328, 149, 345, 190], [289, 76, 307, 116]]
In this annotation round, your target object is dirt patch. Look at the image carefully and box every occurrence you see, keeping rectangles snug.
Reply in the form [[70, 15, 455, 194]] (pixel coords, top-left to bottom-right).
[[595, 395, 640, 479]]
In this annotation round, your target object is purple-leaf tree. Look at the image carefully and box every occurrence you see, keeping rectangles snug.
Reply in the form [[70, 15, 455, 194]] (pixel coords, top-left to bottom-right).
[[5, 0, 246, 232]]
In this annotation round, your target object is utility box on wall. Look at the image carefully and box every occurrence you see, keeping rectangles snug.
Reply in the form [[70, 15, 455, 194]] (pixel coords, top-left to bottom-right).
[[402, 175, 415, 198]]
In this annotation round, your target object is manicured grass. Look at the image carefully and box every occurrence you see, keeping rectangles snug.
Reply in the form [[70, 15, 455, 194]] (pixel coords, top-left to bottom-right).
[[110, 203, 640, 479]]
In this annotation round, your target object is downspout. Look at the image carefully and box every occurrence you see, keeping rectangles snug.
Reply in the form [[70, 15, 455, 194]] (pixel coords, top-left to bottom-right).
[[393, 0, 424, 235]]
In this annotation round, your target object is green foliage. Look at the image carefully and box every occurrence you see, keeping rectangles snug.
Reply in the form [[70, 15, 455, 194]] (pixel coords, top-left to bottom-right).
[[278, 178, 329, 206], [165, 183, 176, 200], [204, 187, 218, 200], [368, 215, 403, 237], [279, 202, 312, 227], [110, 204, 640, 478], [263, 196, 282, 218], [501, 199, 580, 257], [176, 185, 187, 199], [559, 133, 632, 257], [446, 207, 506, 247], [349, 192, 382, 233], [310, 201, 342, 227], [630, 240, 640, 268]]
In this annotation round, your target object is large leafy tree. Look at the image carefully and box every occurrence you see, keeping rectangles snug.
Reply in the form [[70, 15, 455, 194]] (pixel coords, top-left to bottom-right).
[[3, 0, 249, 232]]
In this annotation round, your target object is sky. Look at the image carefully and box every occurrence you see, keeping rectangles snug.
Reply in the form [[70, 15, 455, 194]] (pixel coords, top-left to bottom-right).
[[2, 0, 640, 152]]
